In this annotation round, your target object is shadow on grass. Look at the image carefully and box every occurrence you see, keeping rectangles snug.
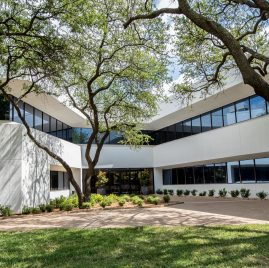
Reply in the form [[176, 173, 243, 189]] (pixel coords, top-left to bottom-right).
[[1, 225, 269, 267]]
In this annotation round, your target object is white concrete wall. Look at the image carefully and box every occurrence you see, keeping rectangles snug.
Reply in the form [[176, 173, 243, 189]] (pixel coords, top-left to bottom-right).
[[81, 144, 153, 169], [153, 114, 269, 168], [0, 122, 23, 212]]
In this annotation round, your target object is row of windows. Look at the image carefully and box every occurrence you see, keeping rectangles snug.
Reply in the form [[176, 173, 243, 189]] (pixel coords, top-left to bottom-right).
[[163, 157, 269, 185], [9, 98, 72, 141], [152, 95, 269, 145], [72, 128, 124, 144]]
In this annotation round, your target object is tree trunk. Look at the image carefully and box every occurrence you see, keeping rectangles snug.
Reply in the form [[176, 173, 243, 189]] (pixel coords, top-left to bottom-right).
[[83, 166, 95, 202]]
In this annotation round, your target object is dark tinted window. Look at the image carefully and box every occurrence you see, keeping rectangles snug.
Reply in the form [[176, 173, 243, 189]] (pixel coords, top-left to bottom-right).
[[50, 117, 57, 135], [175, 122, 183, 139], [185, 167, 194, 184], [163, 169, 172, 185], [240, 159, 255, 183], [167, 125, 176, 141], [24, 104, 34, 127], [0, 95, 10, 120], [183, 120, 192, 137], [192, 116, 201, 134], [194, 166, 204, 184], [177, 168, 185, 184], [201, 113, 211, 132], [13, 101, 24, 123], [255, 158, 269, 182], [211, 108, 223, 129], [204, 165, 215, 183], [227, 161, 240, 183], [172, 169, 178, 184], [214, 163, 227, 183]]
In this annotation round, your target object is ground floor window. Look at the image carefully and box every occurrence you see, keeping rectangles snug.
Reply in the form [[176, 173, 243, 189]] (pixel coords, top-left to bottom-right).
[[50, 171, 70, 190], [163, 157, 269, 185], [82, 168, 154, 195]]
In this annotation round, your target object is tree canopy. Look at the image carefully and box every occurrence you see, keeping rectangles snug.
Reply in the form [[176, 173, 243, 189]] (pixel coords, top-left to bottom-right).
[[125, 0, 269, 101]]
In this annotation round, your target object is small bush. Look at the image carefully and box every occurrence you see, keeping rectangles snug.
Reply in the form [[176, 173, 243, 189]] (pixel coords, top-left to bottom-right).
[[22, 206, 31, 215], [256, 191, 268, 200], [121, 194, 131, 202], [39, 204, 46, 212], [147, 196, 160, 205], [131, 196, 144, 207], [32, 207, 41, 214], [183, 190, 190, 196], [68, 194, 79, 207], [208, 189, 215, 197], [240, 188, 251, 198], [163, 189, 168, 195], [163, 194, 170, 203], [156, 189, 163, 194], [91, 194, 104, 204], [191, 189, 197, 196], [199, 191, 207, 196], [82, 202, 91, 209], [230, 190, 240, 198], [64, 204, 74, 211], [219, 188, 227, 197], [177, 189, 183, 196], [118, 198, 126, 207], [168, 189, 174, 196], [100, 200, 108, 208], [0, 205, 12, 217], [45, 204, 54, 212]]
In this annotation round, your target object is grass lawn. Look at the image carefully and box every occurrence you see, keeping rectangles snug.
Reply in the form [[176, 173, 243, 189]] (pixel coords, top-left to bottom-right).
[[1, 225, 269, 267]]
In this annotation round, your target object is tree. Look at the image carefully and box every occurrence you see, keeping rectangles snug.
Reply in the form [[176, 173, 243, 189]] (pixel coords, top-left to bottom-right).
[[124, 0, 269, 101], [0, 0, 84, 207], [54, 0, 169, 201]]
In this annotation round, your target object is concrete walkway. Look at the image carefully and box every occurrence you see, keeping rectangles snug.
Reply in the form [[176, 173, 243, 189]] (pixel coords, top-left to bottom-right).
[[1, 206, 269, 231]]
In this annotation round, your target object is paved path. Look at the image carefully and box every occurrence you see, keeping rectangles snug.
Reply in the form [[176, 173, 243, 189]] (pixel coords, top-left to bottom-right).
[[1, 206, 269, 231], [170, 197, 269, 221]]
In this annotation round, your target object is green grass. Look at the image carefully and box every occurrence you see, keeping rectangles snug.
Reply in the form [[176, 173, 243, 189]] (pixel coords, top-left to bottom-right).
[[1, 225, 269, 267]]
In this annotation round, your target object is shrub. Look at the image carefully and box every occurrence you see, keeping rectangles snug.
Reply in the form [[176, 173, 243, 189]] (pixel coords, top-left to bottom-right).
[[131, 196, 144, 207], [100, 200, 108, 208], [168, 189, 174, 196], [91, 194, 104, 204], [219, 188, 227, 197], [163, 189, 168, 195], [199, 191, 207, 196], [147, 196, 160, 205], [82, 202, 91, 209], [107, 194, 119, 202], [64, 204, 74, 211], [177, 189, 183, 196], [54, 196, 67, 208], [183, 190, 190, 196], [22, 206, 31, 215], [230, 190, 240, 198], [208, 189, 215, 197], [45, 204, 54, 212], [0, 205, 12, 217], [240, 188, 251, 198], [256, 191, 268, 200], [121, 194, 131, 202], [67, 194, 79, 207], [39, 204, 46, 212], [32, 207, 41, 214], [118, 198, 126, 207], [156, 189, 163, 195], [191, 189, 197, 196], [163, 194, 170, 203]]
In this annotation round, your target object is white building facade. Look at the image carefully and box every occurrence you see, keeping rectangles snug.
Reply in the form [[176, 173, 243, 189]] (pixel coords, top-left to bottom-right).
[[1, 78, 269, 212]]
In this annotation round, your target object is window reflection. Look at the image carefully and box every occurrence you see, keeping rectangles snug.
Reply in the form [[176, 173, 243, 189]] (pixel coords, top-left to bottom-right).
[[255, 158, 269, 182], [201, 113, 211, 132], [192, 116, 201, 134], [223, 104, 236, 126], [240, 159, 255, 183], [214, 163, 227, 183], [250, 96, 266, 119], [183, 120, 192, 137], [211, 108, 223, 129], [236, 99, 250, 122]]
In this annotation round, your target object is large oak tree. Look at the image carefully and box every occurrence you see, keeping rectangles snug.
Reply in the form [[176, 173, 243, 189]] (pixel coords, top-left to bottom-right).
[[124, 0, 269, 101]]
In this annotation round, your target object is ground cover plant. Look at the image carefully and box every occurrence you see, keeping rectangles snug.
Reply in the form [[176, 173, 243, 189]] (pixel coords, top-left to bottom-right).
[[1, 225, 269, 267]]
